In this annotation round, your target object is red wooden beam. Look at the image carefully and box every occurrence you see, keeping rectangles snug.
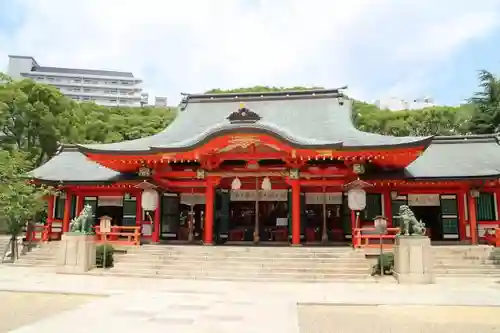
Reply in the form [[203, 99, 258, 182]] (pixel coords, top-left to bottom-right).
[[298, 179, 345, 187]]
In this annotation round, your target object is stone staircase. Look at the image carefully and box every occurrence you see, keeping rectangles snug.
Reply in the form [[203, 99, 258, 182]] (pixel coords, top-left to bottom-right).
[[432, 245, 500, 277], [106, 245, 374, 282], [11, 241, 60, 268]]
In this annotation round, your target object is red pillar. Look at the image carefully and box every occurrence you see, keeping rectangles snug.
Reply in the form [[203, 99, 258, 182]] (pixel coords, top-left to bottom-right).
[[496, 190, 500, 220], [76, 195, 85, 214], [383, 189, 393, 227], [136, 192, 143, 228], [291, 180, 301, 246], [351, 210, 357, 243], [204, 181, 215, 245], [152, 194, 161, 243], [46, 195, 55, 241], [467, 192, 478, 245], [62, 192, 72, 233], [457, 191, 466, 241]]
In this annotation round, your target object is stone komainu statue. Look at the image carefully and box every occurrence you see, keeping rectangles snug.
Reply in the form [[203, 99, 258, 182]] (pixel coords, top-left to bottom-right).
[[69, 204, 94, 234], [395, 205, 426, 236]]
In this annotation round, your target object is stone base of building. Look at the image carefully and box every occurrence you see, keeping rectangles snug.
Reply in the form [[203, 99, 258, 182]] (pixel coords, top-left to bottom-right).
[[393, 235, 435, 284], [56, 234, 96, 274]]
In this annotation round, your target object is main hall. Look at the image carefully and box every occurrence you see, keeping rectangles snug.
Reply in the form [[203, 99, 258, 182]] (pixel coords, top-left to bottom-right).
[[29, 88, 500, 246]]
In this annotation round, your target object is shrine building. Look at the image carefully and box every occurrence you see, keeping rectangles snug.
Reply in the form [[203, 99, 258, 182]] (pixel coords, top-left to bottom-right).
[[28, 88, 500, 246]]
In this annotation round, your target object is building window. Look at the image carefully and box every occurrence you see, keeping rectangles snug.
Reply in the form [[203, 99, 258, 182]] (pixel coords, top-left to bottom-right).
[[84, 80, 91, 83], [109, 99, 117, 102], [47, 77, 55, 81], [363, 193, 382, 221], [73, 79, 81, 83], [54, 196, 65, 220], [476, 192, 496, 221], [121, 81, 129, 85], [82, 96, 90, 101], [111, 81, 117, 84], [83, 88, 91, 92], [123, 197, 137, 227]]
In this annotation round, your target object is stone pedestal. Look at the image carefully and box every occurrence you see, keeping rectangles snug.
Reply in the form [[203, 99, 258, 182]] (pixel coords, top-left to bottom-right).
[[56, 234, 96, 273], [394, 235, 435, 284]]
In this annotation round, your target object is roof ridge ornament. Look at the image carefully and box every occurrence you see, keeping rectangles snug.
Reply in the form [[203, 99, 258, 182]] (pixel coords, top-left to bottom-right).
[[227, 103, 262, 124]]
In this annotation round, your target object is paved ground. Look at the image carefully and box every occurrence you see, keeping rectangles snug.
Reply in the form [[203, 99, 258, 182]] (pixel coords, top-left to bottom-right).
[[0, 292, 97, 332], [298, 304, 500, 333], [1, 266, 500, 332]]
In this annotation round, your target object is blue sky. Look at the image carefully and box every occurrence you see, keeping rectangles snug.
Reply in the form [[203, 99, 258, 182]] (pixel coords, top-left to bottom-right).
[[1, 0, 499, 107]]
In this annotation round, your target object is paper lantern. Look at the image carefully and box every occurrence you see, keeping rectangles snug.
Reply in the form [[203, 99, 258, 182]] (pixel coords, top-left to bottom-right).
[[231, 177, 242, 190], [141, 189, 159, 211], [261, 177, 272, 191], [347, 188, 366, 211]]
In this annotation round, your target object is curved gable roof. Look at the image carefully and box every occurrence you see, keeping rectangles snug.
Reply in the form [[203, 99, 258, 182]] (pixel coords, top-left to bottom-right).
[[77, 89, 432, 154]]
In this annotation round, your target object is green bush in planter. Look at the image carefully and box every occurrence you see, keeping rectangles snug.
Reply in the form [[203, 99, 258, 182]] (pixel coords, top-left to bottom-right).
[[96, 244, 114, 268], [371, 252, 394, 276]]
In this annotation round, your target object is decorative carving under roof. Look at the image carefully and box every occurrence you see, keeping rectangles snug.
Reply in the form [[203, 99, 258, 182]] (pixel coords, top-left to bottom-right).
[[227, 103, 261, 124]]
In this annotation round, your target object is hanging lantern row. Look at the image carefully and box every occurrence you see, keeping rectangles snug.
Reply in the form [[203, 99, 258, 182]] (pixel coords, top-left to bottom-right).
[[230, 177, 272, 191]]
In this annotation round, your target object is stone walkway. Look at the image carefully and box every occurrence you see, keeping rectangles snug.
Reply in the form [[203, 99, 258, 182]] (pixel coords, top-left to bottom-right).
[[1, 266, 500, 332], [0, 292, 97, 332], [298, 304, 500, 333]]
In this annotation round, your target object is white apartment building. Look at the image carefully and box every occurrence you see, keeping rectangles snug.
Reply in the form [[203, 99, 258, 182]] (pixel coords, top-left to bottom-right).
[[154, 96, 167, 107], [7, 55, 148, 107]]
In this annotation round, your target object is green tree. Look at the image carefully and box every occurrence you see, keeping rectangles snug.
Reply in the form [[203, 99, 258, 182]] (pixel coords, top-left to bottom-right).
[[206, 86, 324, 94], [0, 77, 85, 166], [468, 70, 500, 134], [80, 103, 177, 143], [0, 150, 52, 260]]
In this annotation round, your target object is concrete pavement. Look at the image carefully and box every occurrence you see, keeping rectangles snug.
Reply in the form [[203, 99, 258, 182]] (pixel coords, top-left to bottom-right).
[[2, 266, 500, 332]]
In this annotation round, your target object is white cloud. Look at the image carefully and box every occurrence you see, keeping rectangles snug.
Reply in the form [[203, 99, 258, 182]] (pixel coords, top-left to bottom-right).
[[1, 0, 499, 104]]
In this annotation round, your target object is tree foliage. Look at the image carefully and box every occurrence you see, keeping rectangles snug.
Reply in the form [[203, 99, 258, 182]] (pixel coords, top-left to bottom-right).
[[206, 86, 324, 94], [0, 76, 177, 166], [468, 70, 500, 134], [0, 150, 51, 237], [0, 78, 83, 165]]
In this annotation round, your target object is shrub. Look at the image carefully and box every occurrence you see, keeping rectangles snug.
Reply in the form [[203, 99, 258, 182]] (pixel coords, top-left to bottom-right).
[[96, 244, 114, 268]]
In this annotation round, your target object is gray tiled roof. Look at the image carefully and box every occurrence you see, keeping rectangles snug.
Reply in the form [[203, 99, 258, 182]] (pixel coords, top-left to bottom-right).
[[30, 135, 500, 183], [28, 146, 123, 183], [404, 135, 500, 179], [34, 66, 134, 78], [77, 90, 432, 154]]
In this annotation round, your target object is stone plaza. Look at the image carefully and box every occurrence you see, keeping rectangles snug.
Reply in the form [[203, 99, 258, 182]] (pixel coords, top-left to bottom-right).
[[1, 265, 500, 332]]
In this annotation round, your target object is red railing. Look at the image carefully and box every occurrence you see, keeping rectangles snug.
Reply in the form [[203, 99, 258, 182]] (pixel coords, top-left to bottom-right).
[[94, 226, 141, 246], [27, 224, 50, 242], [353, 227, 400, 248], [483, 228, 500, 247]]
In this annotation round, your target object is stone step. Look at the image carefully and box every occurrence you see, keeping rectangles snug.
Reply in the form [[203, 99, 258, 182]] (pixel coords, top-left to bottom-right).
[[133, 248, 356, 256], [113, 258, 369, 269], [434, 267, 500, 274], [12, 261, 57, 267], [97, 270, 379, 283], [114, 255, 365, 264], [107, 267, 370, 280], [113, 259, 369, 269], [139, 245, 354, 251], [111, 262, 370, 274], [125, 251, 359, 259], [434, 263, 500, 269]]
